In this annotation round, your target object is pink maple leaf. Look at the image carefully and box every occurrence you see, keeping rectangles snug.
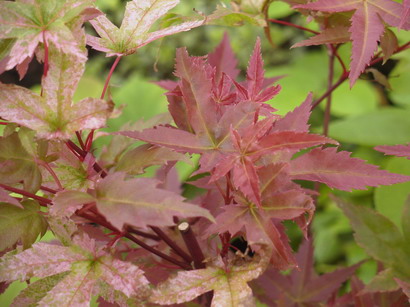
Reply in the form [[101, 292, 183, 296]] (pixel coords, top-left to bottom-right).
[[375, 143, 410, 159], [295, 0, 410, 87], [87, 0, 204, 57]]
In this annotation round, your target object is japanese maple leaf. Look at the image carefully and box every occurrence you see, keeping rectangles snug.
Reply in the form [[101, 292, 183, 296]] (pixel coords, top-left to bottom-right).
[[0, 131, 42, 193], [295, 0, 410, 87], [150, 251, 270, 306], [53, 172, 214, 230], [346, 276, 409, 306], [290, 147, 410, 191], [336, 198, 410, 294], [252, 240, 362, 306], [87, 0, 204, 57], [210, 117, 333, 206], [206, 184, 314, 269], [291, 26, 351, 48], [400, 0, 410, 29], [0, 200, 47, 252], [375, 143, 410, 159], [234, 38, 281, 103], [0, 48, 112, 139], [0, 0, 95, 78], [0, 233, 150, 306]]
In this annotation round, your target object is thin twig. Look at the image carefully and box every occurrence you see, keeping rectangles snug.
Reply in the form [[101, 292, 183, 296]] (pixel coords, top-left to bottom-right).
[[78, 211, 191, 270], [150, 226, 193, 263], [0, 183, 51, 206]]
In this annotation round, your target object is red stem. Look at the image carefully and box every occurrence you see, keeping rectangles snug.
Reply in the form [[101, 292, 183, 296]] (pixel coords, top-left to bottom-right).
[[0, 183, 51, 206], [39, 161, 63, 191], [83, 56, 122, 152], [79, 211, 190, 269], [312, 40, 410, 110], [76, 131, 86, 150], [65, 140, 108, 177], [0, 122, 8, 125], [40, 185, 57, 194], [127, 226, 161, 241], [150, 226, 193, 263], [101, 56, 122, 100]]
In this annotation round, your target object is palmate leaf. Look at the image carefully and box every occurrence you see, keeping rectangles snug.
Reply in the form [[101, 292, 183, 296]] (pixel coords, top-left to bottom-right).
[[87, 0, 203, 57], [94, 172, 214, 230], [295, 0, 410, 87], [336, 198, 410, 293], [252, 240, 362, 306], [0, 47, 112, 139], [206, 187, 314, 270], [0, 233, 150, 306], [150, 251, 270, 306], [0, 0, 95, 77], [375, 143, 410, 160], [291, 26, 351, 48], [290, 147, 410, 191], [0, 200, 47, 252], [0, 131, 41, 193]]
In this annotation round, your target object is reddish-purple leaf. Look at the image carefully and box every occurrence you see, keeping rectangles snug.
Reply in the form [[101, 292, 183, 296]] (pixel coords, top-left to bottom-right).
[[253, 240, 362, 305], [295, 0, 410, 87], [51, 191, 95, 217], [118, 126, 213, 153], [95, 172, 214, 230], [375, 143, 410, 159], [208, 32, 240, 81], [273, 93, 313, 132], [292, 26, 350, 48], [251, 131, 337, 158], [400, 0, 410, 29], [174, 48, 218, 139], [291, 147, 410, 190]]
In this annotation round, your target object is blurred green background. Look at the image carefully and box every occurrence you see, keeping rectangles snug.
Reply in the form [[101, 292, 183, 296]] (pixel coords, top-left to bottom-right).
[[1, 0, 410, 305]]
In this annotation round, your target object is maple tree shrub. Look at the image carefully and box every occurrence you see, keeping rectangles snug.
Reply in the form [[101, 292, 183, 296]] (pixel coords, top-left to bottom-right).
[[1, 0, 410, 306]]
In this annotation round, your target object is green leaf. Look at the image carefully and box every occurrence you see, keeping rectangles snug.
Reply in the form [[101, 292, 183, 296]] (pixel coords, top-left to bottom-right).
[[329, 108, 410, 146], [375, 157, 410, 227], [12, 273, 68, 306], [0, 200, 48, 252], [0, 132, 41, 193], [364, 268, 399, 293], [336, 199, 410, 279], [207, 5, 267, 27]]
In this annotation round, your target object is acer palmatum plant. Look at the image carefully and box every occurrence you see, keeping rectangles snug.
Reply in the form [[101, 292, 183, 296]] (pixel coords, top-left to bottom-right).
[[1, 0, 410, 306]]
